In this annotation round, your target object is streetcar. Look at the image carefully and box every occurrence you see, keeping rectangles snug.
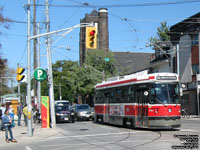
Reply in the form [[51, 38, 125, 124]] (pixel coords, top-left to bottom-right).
[[94, 70, 181, 129]]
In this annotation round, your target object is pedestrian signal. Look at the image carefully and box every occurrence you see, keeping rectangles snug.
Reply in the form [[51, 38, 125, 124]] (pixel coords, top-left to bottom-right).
[[86, 27, 97, 49], [16, 67, 25, 81]]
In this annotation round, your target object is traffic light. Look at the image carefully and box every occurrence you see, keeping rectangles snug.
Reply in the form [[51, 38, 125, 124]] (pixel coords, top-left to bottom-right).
[[16, 67, 25, 81], [86, 27, 97, 49]]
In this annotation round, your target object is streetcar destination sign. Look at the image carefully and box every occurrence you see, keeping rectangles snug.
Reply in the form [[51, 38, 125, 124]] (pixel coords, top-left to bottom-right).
[[156, 76, 177, 80]]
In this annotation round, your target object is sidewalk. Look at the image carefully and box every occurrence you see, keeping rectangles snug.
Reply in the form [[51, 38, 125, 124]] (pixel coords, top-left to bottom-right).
[[182, 115, 200, 120], [0, 120, 60, 146]]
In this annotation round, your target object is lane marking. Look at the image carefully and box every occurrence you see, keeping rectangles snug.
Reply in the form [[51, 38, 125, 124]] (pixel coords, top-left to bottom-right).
[[25, 146, 32, 150]]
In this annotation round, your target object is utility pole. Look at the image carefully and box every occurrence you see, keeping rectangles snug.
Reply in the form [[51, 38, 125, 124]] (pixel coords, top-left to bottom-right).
[[17, 63, 21, 102], [45, 0, 56, 129], [37, 23, 41, 113], [177, 44, 180, 77], [59, 83, 62, 100], [197, 32, 200, 116], [33, 0, 37, 105], [27, 0, 33, 136]]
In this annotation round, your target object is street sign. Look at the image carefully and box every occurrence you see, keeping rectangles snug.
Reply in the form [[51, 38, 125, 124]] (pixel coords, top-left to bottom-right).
[[104, 57, 110, 62], [34, 68, 47, 81]]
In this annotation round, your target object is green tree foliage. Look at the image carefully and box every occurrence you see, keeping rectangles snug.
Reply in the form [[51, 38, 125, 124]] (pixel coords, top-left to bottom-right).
[[0, 6, 11, 96], [84, 49, 117, 78], [149, 21, 170, 44], [46, 50, 117, 105]]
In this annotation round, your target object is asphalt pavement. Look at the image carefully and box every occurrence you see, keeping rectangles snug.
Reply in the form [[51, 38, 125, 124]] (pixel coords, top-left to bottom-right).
[[0, 115, 199, 147]]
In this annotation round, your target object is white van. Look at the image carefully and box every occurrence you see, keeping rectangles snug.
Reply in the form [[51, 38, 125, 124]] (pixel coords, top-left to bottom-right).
[[55, 100, 70, 106]]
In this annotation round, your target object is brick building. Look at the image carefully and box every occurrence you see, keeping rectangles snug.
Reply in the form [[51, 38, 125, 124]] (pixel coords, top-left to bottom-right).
[[79, 8, 109, 66]]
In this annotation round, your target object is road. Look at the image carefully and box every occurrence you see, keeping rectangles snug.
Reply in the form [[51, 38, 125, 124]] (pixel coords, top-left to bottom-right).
[[0, 118, 199, 150]]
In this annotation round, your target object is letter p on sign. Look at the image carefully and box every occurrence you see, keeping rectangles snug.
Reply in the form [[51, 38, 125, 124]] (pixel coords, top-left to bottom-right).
[[34, 68, 47, 81]]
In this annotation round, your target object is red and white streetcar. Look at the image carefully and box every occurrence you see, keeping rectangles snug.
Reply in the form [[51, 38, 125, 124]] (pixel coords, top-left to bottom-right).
[[94, 70, 181, 129]]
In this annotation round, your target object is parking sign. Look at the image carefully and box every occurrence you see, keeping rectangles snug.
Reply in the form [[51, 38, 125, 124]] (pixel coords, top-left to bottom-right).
[[34, 68, 47, 81]]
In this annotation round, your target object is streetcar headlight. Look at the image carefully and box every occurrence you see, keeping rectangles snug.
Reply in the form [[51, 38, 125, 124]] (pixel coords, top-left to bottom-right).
[[168, 108, 172, 113]]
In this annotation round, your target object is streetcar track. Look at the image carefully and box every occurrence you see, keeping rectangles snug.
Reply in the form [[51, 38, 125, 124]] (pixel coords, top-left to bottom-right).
[[130, 131, 162, 150], [59, 129, 132, 150]]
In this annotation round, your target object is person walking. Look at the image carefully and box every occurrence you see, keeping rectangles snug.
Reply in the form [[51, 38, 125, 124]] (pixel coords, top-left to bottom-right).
[[23, 104, 28, 126], [2, 109, 17, 143], [17, 103, 23, 126]]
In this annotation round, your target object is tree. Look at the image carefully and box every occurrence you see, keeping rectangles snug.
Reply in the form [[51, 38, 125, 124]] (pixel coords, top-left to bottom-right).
[[84, 49, 117, 78], [149, 21, 170, 44], [0, 6, 11, 96], [0, 6, 10, 49]]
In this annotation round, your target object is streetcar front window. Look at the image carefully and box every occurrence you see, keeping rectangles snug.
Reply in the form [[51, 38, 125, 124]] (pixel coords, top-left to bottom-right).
[[150, 83, 180, 104]]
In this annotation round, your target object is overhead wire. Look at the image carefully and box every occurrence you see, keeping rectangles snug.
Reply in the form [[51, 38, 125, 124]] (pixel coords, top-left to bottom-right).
[[33, 0, 200, 8]]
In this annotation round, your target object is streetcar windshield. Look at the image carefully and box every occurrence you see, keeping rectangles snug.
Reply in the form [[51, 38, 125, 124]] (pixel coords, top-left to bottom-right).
[[150, 83, 180, 104]]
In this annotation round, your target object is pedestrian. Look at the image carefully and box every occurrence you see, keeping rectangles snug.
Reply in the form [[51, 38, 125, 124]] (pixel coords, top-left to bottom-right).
[[17, 103, 23, 126], [23, 104, 27, 126], [2, 109, 17, 143], [0, 103, 6, 130], [0, 103, 6, 117]]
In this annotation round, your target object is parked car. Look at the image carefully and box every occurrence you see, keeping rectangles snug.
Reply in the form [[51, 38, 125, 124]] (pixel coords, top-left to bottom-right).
[[71, 104, 95, 121], [55, 104, 75, 123], [55, 100, 70, 106]]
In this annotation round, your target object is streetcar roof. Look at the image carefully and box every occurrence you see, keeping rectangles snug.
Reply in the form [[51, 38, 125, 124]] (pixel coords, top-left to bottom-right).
[[95, 71, 179, 90]]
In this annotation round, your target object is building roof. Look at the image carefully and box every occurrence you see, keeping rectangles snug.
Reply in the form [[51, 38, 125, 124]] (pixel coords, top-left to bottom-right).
[[113, 52, 152, 74], [169, 12, 200, 42]]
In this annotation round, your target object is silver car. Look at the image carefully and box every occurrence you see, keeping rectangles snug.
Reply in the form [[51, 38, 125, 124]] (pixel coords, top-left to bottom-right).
[[72, 104, 94, 121]]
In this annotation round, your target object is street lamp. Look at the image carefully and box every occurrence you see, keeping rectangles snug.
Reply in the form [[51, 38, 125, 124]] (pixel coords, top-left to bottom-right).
[[146, 42, 171, 66]]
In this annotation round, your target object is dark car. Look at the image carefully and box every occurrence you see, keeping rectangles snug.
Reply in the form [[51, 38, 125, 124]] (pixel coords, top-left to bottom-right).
[[55, 104, 75, 123], [71, 104, 95, 121]]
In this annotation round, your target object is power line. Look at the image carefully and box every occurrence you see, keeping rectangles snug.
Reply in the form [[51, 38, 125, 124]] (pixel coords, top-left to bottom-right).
[[33, 0, 200, 8]]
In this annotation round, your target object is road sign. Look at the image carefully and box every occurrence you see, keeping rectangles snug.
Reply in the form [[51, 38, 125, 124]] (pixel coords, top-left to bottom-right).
[[104, 57, 110, 62], [34, 68, 47, 81], [16, 67, 25, 81]]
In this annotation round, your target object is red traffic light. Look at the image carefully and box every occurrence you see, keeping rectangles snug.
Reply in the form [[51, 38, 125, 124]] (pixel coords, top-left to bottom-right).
[[89, 30, 95, 36]]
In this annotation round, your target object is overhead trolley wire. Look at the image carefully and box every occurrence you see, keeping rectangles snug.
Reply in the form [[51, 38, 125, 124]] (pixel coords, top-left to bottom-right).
[[33, 0, 200, 8]]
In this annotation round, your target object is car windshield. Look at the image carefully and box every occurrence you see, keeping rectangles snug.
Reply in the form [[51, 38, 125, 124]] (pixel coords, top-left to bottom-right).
[[151, 83, 180, 104], [76, 105, 90, 110], [55, 106, 69, 112], [55, 101, 70, 105]]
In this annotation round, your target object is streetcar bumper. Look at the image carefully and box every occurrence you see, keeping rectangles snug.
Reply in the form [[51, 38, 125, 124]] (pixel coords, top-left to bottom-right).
[[148, 116, 181, 129]]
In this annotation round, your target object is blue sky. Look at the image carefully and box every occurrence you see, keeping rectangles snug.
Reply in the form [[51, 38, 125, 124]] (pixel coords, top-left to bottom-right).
[[1, 0, 200, 72]]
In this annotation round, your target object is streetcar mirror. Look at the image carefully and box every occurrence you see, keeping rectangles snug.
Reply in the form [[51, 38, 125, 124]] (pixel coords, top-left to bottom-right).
[[144, 91, 149, 96]]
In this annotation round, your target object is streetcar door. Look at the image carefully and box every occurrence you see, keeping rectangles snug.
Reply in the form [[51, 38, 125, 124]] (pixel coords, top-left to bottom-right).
[[136, 88, 148, 127], [104, 92, 110, 123]]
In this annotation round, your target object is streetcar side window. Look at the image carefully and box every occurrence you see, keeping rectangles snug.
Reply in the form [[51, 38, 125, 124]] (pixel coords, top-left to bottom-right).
[[122, 86, 128, 103], [110, 90, 115, 103], [115, 89, 122, 103], [96, 90, 105, 104], [127, 86, 135, 103]]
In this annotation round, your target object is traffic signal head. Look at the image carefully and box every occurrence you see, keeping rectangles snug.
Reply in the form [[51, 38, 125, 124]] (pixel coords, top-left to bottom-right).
[[16, 67, 25, 81], [86, 27, 97, 49]]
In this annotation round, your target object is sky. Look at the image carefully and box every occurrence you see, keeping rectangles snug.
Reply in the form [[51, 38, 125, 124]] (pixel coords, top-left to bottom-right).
[[1, 0, 200, 75]]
